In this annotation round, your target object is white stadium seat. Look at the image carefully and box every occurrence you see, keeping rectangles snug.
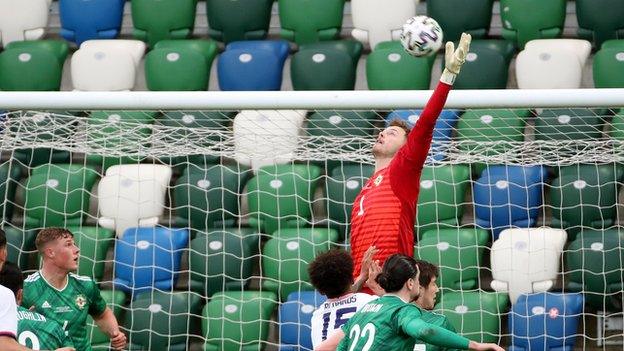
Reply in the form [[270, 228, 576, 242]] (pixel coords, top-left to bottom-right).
[[80, 39, 146, 68], [233, 110, 306, 171], [0, 0, 49, 46], [524, 39, 592, 67], [71, 46, 139, 91], [97, 164, 172, 237], [516, 46, 584, 89], [490, 227, 567, 304], [351, 0, 418, 49]]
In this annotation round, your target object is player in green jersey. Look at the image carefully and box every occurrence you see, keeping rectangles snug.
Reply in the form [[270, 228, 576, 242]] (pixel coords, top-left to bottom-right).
[[315, 254, 504, 351], [0, 262, 75, 351], [22, 228, 126, 351]]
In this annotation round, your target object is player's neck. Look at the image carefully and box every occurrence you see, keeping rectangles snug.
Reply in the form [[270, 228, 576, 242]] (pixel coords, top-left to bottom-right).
[[374, 156, 392, 172], [384, 290, 411, 304], [40, 264, 69, 290]]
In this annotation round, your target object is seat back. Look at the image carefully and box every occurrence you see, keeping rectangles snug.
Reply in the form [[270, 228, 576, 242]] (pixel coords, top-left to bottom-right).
[[0, 0, 49, 45], [367, 41, 433, 90], [525, 39, 592, 66], [146, 48, 209, 91], [516, 47, 583, 89], [350, 0, 418, 48], [59, 0, 125, 45], [448, 43, 510, 89], [0, 45, 64, 91], [131, 0, 196, 46], [218, 46, 286, 91], [71, 46, 137, 91], [279, 291, 327, 350], [534, 108, 605, 141], [206, 0, 273, 43], [427, 0, 494, 42], [500, 0, 567, 49], [593, 47, 624, 88], [577, 0, 624, 48], [278, 0, 344, 44], [291, 46, 356, 90]]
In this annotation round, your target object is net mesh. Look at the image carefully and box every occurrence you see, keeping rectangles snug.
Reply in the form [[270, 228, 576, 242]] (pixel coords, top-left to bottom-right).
[[3, 107, 624, 350]]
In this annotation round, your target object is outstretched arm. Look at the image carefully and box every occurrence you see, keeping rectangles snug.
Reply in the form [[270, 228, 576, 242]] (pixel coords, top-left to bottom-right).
[[403, 318, 503, 351], [390, 34, 472, 202]]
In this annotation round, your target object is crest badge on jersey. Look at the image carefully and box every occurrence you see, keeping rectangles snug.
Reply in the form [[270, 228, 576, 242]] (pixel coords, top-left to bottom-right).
[[374, 175, 383, 186], [75, 294, 87, 310]]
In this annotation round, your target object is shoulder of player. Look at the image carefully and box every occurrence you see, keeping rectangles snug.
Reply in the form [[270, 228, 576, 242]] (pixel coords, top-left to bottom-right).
[[69, 272, 95, 283], [23, 271, 41, 284]]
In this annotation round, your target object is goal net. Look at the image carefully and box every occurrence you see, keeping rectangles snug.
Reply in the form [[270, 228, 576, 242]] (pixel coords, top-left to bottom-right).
[[2, 101, 623, 350]]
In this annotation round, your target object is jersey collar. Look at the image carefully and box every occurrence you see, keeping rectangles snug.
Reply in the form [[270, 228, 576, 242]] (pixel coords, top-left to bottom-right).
[[38, 270, 69, 292], [384, 293, 409, 304]]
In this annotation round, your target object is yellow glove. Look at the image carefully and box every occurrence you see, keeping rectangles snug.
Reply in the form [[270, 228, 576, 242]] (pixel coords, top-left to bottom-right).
[[440, 32, 472, 85]]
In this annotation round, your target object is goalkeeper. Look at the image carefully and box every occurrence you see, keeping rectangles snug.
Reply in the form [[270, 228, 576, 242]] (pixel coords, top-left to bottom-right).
[[349, 33, 472, 292]]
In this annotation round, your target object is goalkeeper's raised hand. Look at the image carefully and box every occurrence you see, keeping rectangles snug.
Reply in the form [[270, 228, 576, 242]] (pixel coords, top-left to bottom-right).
[[440, 32, 472, 85]]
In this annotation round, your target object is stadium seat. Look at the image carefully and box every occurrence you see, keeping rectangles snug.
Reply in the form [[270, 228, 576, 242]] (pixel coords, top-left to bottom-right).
[[448, 40, 515, 89], [601, 39, 624, 50], [0, 0, 49, 46], [79, 39, 145, 67], [366, 41, 434, 90], [593, 47, 624, 88], [131, 0, 196, 47], [262, 228, 334, 300], [203, 291, 277, 351], [206, 0, 274, 44], [534, 108, 605, 141], [500, 0, 567, 49], [325, 163, 375, 237], [22, 164, 99, 228], [473, 165, 548, 239], [291, 43, 358, 90], [549, 164, 623, 239], [0, 40, 68, 91], [509, 293, 584, 351], [59, 0, 125, 45], [416, 165, 471, 234], [427, 0, 494, 42], [218, 40, 290, 91], [351, 0, 418, 49], [189, 228, 260, 297], [567, 229, 624, 311], [524, 39, 593, 67], [67, 226, 115, 281], [98, 164, 172, 237], [300, 40, 363, 68], [415, 228, 489, 291], [279, 291, 327, 351], [233, 110, 307, 171], [4, 227, 37, 273], [435, 291, 510, 343], [490, 228, 567, 304], [516, 46, 584, 89], [87, 290, 126, 350], [173, 164, 252, 230], [86, 110, 158, 169], [9, 112, 72, 167], [126, 291, 201, 351], [386, 109, 460, 161], [577, 0, 624, 48], [114, 226, 190, 294], [279, 0, 344, 45], [246, 164, 322, 236], [0, 162, 21, 222]]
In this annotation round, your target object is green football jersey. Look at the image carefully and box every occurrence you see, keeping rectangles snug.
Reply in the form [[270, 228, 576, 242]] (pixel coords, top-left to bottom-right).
[[414, 309, 459, 351], [17, 306, 74, 350], [22, 271, 107, 351]]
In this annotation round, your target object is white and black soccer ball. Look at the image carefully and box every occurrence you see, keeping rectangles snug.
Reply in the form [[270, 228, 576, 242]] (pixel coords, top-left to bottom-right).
[[400, 16, 444, 57]]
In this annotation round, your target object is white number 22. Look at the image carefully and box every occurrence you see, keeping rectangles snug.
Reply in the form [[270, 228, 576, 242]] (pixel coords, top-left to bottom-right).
[[348, 323, 376, 351]]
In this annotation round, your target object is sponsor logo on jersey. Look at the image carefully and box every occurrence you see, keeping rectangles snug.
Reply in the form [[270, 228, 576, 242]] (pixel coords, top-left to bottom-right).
[[42, 301, 51, 309], [374, 175, 383, 186], [75, 294, 87, 310], [54, 306, 72, 313]]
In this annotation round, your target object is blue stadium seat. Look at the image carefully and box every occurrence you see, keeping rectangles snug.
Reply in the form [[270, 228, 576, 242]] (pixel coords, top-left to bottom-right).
[[59, 0, 125, 45], [279, 291, 326, 351], [113, 226, 190, 295], [385, 109, 460, 161], [218, 40, 290, 91], [473, 165, 548, 239], [509, 293, 584, 351]]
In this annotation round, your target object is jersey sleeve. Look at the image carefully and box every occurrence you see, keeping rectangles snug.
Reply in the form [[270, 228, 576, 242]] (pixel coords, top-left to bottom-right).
[[87, 280, 107, 317], [396, 307, 470, 350], [389, 82, 453, 202], [0, 287, 17, 339]]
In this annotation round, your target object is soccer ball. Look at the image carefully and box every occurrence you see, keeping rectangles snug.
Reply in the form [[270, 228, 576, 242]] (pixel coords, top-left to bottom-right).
[[400, 16, 444, 57]]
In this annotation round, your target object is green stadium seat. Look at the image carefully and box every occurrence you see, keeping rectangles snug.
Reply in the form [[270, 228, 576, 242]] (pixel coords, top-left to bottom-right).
[[415, 228, 489, 291], [203, 291, 277, 351], [4, 227, 37, 273], [291, 41, 360, 90], [87, 290, 126, 350], [567, 228, 624, 311], [593, 48, 624, 88], [500, 0, 567, 49], [86, 111, 158, 169], [279, 0, 344, 45], [154, 39, 219, 61], [0, 162, 21, 222], [10, 112, 72, 167], [435, 291, 510, 343], [0, 40, 68, 91], [577, 0, 624, 48], [22, 164, 99, 228], [5, 40, 69, 66], [246, 164, 322, 234], [416, 165, 471, 234], [173, 164, 252, 230], [550, 164, 623, 240], [426, 0, 494, 42], [367, 41, 434, 90], [301, 40, 363, 67], [131, 0, 197, 47], [189, 229, 260, 297], [206, 0, 274, 44], [67, 226, 115, 281], [125, 291, 202, 351], [262, 228, 335, 300], [534, 108, 605, 141], [601, 39, 624, 50], [447, 40, 515, 89]]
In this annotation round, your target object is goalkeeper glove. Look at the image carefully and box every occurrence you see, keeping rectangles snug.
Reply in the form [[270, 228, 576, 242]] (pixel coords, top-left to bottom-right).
[[440, 32, 472, 85]]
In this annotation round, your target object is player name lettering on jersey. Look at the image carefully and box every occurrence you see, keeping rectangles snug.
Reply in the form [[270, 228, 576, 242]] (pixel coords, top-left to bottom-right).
[[16, 310, 47, 322], [360, 303, 382, 313], [323, 295, 357, 308]]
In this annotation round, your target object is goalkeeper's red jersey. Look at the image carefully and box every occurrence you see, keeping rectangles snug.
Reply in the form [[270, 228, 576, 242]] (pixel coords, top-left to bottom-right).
[[350, 82, 453, 289]]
